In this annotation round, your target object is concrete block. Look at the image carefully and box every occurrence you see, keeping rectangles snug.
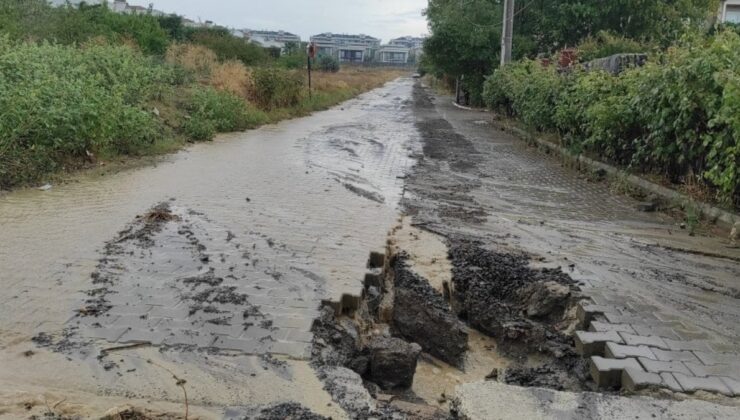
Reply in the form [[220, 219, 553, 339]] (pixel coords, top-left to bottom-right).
[[590, 356, 642, 388], [574, 330, 622, 356], [673, 373, 733, 396], [638, 358, 692, 376], [621, 367, 662, 391], [719, 377, 740, 397], [605, 342, 656, 360], [589, 321, 635, 334], [619, 332, 668, 350], [660, 373, 684, 392], [367, 251, 385, 269], [576, 303, 611, 327], [650, 348, 700, 363], [693, 351, 739, 366]]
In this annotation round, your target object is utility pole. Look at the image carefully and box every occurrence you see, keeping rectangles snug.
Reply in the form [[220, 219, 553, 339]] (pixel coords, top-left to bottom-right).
[[500, 0, 515, 66]]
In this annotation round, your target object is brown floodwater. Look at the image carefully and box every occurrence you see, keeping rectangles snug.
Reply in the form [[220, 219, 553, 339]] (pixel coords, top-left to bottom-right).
[[0, 78, 420, 418]]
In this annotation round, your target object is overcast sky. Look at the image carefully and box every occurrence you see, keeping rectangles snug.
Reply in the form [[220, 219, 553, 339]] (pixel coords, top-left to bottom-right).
[[127, 0, 429, 43]]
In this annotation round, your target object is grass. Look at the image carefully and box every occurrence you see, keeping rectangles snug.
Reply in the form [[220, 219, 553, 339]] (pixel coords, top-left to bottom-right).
[[10, 66, 407, 190], [265, 68, 407, 121]]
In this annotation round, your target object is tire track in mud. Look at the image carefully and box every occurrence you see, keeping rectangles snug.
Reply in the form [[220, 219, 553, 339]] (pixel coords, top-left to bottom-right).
[[34, 202, 324, 366]]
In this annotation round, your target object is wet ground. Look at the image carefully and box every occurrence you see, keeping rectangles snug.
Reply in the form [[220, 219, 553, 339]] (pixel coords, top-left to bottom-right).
[[0, 79, 420, 418], [1, 77, 738, 418]]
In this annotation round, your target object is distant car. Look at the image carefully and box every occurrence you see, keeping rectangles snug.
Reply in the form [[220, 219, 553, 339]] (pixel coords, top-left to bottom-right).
[[412, 73, 422, 78]]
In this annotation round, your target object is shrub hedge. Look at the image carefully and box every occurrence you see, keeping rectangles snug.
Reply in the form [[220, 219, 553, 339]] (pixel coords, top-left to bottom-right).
[[0, 38, 171, 188], [483, 30, 740, 205]]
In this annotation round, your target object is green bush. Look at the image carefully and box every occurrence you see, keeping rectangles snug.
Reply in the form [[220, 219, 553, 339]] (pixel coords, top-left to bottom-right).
[[317, 55, 339, 72], [251, 68, 305, 109], [484, 30, 740, 205], [186, 27, 270, 65], [0, 38, 172, 188], [483, 60, 562, 131], [0, 0, 170, 54], [577, 31, 651, 62], [183, 87, 267, 141]]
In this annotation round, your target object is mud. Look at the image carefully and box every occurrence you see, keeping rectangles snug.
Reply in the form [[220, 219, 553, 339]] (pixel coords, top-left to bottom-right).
[[253, 403, 329, 420], [447, 240, 578, 357], [389, 253, 468, 367]]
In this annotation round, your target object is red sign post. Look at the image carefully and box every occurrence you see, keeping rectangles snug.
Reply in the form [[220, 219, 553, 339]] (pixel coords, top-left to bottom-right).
[[307, 43, 316, 98]]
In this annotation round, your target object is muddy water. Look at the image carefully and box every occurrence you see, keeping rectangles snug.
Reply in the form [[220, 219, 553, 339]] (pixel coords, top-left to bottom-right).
[[0, 78, 420, 417]]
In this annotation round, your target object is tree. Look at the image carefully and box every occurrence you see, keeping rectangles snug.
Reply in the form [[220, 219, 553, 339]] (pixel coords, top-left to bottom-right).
[[423, 0, 720, 105], [423, 0, 503, 104]]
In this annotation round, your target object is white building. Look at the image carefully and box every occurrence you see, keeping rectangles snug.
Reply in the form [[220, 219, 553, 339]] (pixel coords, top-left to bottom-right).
[[389, 36, 425, 50], [50, 0, 166, 16], [246, 30, 301, 53], [720, 0, 740, 23], [376, 45, 410, 64], [389, 36, 426, 62], [310, 33, 381, 63]]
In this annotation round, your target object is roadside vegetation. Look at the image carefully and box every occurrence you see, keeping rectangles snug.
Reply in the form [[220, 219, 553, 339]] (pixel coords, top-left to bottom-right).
[[422, 0, 739, 208], [0, 0, 404, 190]]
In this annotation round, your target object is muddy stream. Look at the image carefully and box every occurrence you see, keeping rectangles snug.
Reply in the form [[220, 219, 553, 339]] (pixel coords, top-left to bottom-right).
[[1, 77, 739, 419], [0, 79, 422, 418]]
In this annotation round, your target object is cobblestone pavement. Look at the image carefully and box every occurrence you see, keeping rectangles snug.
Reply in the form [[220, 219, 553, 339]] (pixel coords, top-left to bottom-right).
[[0, 78, 419, 417], [406, 83, 740, 401]]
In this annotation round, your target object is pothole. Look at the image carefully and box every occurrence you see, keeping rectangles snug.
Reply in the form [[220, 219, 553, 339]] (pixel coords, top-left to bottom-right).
[[310, 217, 593, 418]]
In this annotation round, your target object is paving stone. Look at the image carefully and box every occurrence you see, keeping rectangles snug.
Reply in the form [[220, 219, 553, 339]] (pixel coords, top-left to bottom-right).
[[638, 358, 692, 376], [693, 351, 739, 366], [673, 373, 733, 396], [719, 377, 740, 397], [619, 332, 668, 350], [605, 342, 656, 360], [673, 329, 710, 341], [117, 328, 168, 346], [271, 315, 314, 330], [589, 321, 635, 334], [162, 330, 216, 348], [650, 348, 700, 363], [269, 341, 311, 359], [630, 324, 679, 340], [660, 372, 684, 392], [576, 303, 611, 327], [662, 338, 712, 353], [590, 356, 643, 388], [684, 362, 740, 379], [147, 305, 189, 319], [80, 325, 128, 342], [285, 329, 314, 343], [621, 367, 662, 391], [110, 314, 163, 330], [708, 342, 738, 354], [575, 330, 623, 356], [241, 326, 275, 341], [653, 311, 683, 323], [211, 336, 261, 353]]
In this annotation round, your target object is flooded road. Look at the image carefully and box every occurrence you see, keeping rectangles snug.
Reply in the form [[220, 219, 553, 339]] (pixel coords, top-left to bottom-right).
[[0, 78, 419, 418], [1, 77, 738, 418]]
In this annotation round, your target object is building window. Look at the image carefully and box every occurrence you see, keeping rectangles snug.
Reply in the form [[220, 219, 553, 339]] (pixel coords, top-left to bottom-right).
[[383, 52, 407, 63], [727, 5, 740, 23], [340, 50, 363, 62]]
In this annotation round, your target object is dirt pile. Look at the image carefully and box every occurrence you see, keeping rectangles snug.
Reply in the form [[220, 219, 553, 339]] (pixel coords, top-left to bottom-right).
[[448, 240, 576, 354], [389, 253, 468, 366], [447, 239, 591, 390], [366, 336, 422, 389]]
